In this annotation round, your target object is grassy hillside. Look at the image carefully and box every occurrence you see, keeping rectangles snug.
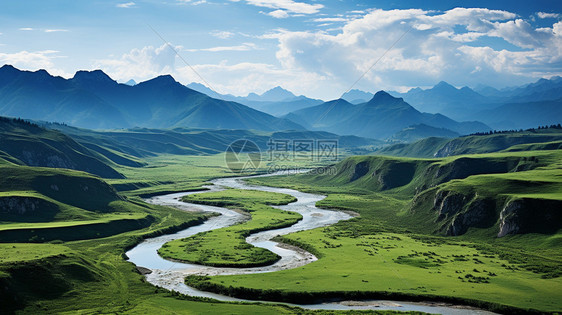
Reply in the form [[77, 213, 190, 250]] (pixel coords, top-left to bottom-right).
[[375, 127, 562, 158], [43, 123, 381, 158], [0, 117, 124, 178], [247, 150, 561, 236], [195, 148, 562, 312]]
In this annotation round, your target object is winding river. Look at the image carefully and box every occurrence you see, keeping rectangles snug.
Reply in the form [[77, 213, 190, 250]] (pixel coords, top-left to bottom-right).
[[126, 173, 496, 314]]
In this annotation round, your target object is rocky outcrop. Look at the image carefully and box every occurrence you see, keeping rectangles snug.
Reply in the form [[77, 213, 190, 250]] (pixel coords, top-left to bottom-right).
[[350, 161, 369, 181], [446, 198, 496, 236], [498, 198, 562, 237], [347, 159, 416, 190], [426, 190, 562, 237], [430, 190, 497, 235], [375, 162, 416, 190], [0, 196, 56, 215], [433, 190, 469, 220]]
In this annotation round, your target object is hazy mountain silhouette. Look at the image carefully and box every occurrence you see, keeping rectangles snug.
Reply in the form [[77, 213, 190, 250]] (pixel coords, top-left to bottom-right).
[[341, 89, 374, 104], [0, 65, 303, 131], [389, 81, 490, 119], [187, 83, 322, 116], [286, 91, 489, 138]]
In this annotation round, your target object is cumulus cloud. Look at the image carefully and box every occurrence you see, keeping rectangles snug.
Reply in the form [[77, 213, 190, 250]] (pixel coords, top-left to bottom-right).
[[537, 12, 560, 19], [92, 43, 325, 97], [268, 7, 562, 96], [0, 50, 69, 77], [241, 0, 322, 18], [175, 61, 326, 96], [87, 7, 562, 100], [268, 9, 289, 18], [94, 44, 179, 81]]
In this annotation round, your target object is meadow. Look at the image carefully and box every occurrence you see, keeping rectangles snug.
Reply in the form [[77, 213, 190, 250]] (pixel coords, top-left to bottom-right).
[[185, 150, 562, 313], [2, 127, 561, 313], [159, 189, 301, 267]]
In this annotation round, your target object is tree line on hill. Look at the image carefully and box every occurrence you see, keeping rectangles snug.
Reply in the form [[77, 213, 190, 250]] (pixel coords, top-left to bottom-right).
[[467, 124, 562, 137]]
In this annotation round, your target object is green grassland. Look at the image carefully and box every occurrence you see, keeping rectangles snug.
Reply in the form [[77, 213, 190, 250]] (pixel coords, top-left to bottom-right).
[[108, 152, 335, 197], [2, 119, 561, 313], [0, 154, 357, 314], [159, 189, 301, 267], [187, 230, 562, 312], [376, 127, 562, 158], [0, 220, 408, 314], [187, 148, 562, 312], [0, 118, 126, 178]]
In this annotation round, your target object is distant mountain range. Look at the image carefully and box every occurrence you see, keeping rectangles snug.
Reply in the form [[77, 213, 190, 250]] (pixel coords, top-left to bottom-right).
[[390, 124, 460, 142], [347, 77, 562, 130], [402, 79, 562, 129], [0, 65, 302, 131], [186, 83, 323, 117], [341, 89, 374, 104], [389, 81, 490, 119], [3, 64, 560, 141], [284, 91, 489, 139]]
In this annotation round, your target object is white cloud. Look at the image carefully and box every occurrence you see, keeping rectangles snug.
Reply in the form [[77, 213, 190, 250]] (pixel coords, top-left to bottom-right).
[[116, 2, 135, 8], [177, 0, 207, 5], [313, 17, 348, 23], [268, 9, 289, 18], [186, 43, 257, 52], [537, 12, 560, 19], [211, 31, 234, 39], [91, 43, 326, 98], [0, 50, 69, 77], [94, 44, 179, 81], [265, 7, 562, 97], [86, 8, 562, 100], [244, 0, 323, 15], [175, 61, 326, 96], [18, 28, 68, 33]]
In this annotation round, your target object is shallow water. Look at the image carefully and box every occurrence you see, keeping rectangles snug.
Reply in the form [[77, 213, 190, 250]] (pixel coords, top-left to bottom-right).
[[126, 173, 497, 314]]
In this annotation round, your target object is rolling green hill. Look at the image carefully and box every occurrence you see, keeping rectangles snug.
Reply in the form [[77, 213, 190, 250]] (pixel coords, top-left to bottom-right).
[[192, 145, 562, 312], [248, 149, 562, 238], [42, 122, 382, 158], [0, 117, 124, 178], [375, 127, 562, 158]]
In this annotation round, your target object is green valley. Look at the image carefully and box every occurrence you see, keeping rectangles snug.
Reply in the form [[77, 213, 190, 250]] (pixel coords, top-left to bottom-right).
[[189, 141, 562, 313]]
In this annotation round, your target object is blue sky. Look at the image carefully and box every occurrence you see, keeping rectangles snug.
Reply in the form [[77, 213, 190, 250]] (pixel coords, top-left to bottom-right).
[[0, 0, 561, 99]]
